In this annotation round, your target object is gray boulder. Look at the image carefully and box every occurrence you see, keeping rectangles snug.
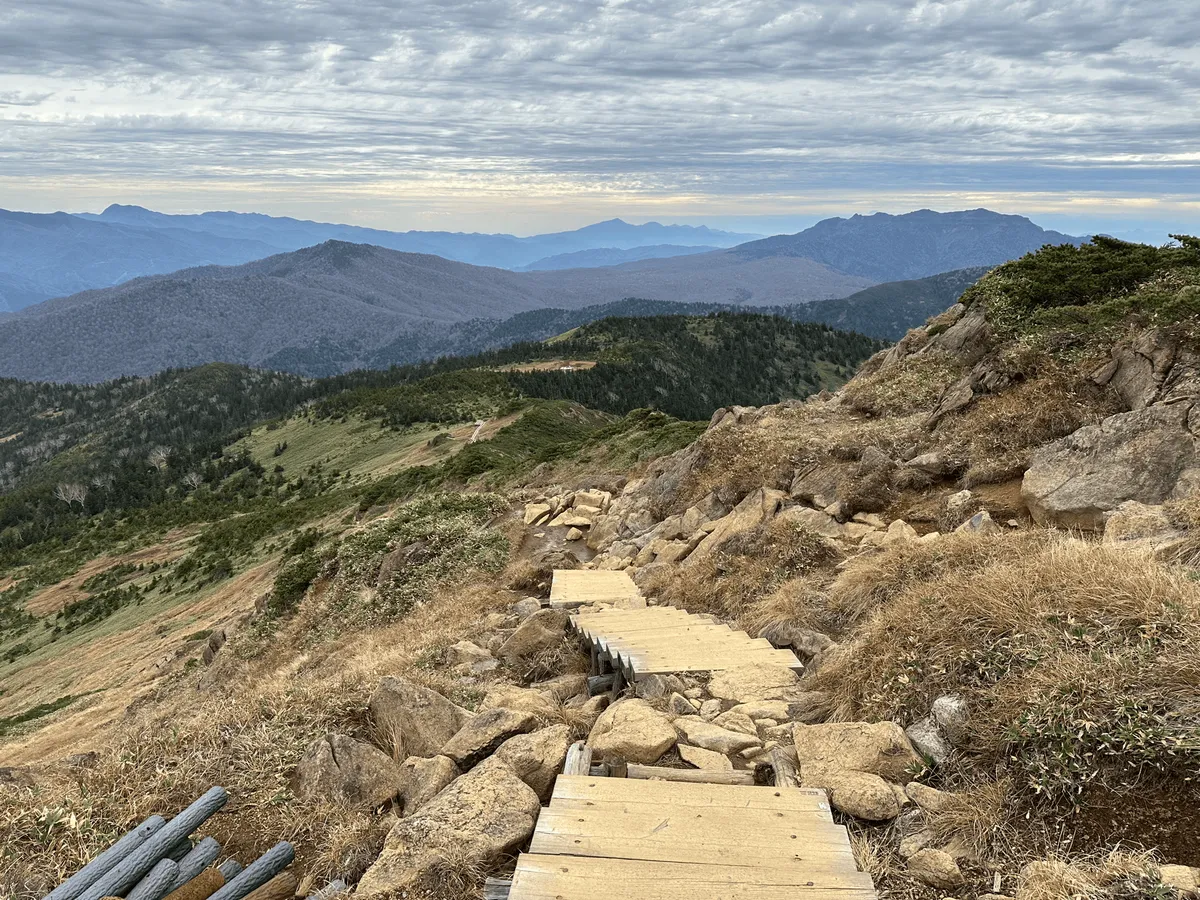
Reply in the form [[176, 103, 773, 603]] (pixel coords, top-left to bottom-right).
[[369, 676, 472, 760], [441, 708, 539, 769], [292, 733, 406, 808]]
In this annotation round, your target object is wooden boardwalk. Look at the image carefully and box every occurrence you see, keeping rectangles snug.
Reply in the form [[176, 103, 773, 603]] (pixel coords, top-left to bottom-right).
[[507, 775, 874, 900], [572, 604, 803, 681], [550, 569, 646, 609]]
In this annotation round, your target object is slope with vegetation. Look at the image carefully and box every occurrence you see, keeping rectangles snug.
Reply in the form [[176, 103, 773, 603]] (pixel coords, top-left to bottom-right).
[[4, 238, 1200, 899]]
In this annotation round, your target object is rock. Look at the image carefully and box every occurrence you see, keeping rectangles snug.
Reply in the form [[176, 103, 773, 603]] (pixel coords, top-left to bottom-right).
[[1160, 865, 1200, 896], [482, 684, 559, 719], [758, 624, 836, 664], [532, 673, 588, 703], [512, 597, 543, 620], [586, 513, 623, 551], [905, 781, 952, 813], [575, 489, 612, 511], [588, 699, 677, 763], [882, 519, 919, 545], [566, 527, 584, 541], [202, 629, 227, 665], [728, 700, 789, 722], [907, 849, 965, 889], [369, 676, 472, 760], [777, 505, 843, 539], [944, 489, 977, 527], [397, 755, 459, 816], [859, 446, 894, 473], [907, 452, 956, 477], [441, 708, 539, 769], [851, 512, 886, 528], [791, 465, 841, 509], [955, 510, 1002, 535], [498, 608, 568, 661], [1022, 403, 1199, 530], [713, 710, 759, 737], [931, 695, 970, 746], [495, 725, 572, 800], [678, 744, 734, 771], [898, 829, 938, 858], [292, 733, 406, 808], [905, 718, 951, 767], [674, 718, 761, 755], [635, 673, 686, 701], [356, 757, 541, 896], [447, 641, 499, 675], [669, 693, 697, 717], [794, 721, 921, 782], [572, 694, 611, 730], [523, 502, 552, 526], [684, 487, 785, 567], [699, 699, 723, 720], [62, 751, 100, 769], [793, 721, 922, 821], [680, 505, 710, 534], [707, 664, 800, 703], [548, 510, 593, 528], [1103, 500, 1190, 555]]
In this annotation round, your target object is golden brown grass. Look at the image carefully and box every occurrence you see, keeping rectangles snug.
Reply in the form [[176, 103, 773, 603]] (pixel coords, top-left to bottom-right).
[[924, 778, 1017, 858], [814, 533, 1200, 812], [1015, 850, 1161, 900], [841, 352, 964, 418]]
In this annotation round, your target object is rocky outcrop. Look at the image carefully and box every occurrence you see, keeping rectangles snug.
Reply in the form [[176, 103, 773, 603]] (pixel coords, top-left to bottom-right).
[[356, 757, 541, 896], [706, 664, 800, 703], [793, 722, 923, 821], [441, 708, 539, 769], [368, 676, 473, 760], [675, 718, 760, 755], [397, 755, 459, 816], [684, 488, 784, 567], [587, 698, 677, 764], [494, 724, 572, 800], [1022, 403, 1200, 529], [291, 734, 406, 808]]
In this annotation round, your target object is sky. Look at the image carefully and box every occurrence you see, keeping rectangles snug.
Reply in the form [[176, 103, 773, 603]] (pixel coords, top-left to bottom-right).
[[1, 0, 1199, 239]]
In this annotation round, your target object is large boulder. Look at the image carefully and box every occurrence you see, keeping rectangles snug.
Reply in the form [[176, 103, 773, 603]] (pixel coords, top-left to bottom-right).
[[397, 755, 459, 816], [498, 608, 569, 661], [587, 699, 677, 764], [441, 708, 539, 769], [684, 488, 785, 567], [793, 722, 922, 821], [707, 664, 801, 703], [356, 757, 541, 896], [495, 724, 573, 800], [291, 733, 406, 808], [1022, 404, 1199, 530], [675, 718, 760, 755], [482, 684, 559, 719], [369, 676, 472, 760]]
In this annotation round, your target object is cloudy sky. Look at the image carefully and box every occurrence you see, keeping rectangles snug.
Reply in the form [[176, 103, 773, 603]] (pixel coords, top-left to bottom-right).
[[1, 0, 1198, 237]]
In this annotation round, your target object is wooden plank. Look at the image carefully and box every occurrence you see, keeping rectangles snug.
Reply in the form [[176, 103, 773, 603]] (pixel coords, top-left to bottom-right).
[[626, 764, 756, 786], [552, 776, 830, 810], [550, 795, 833, 824], [510, 855, 876, 899], [484, 877, 512, 899], [563, 741, 593, 776], [551, 571, 644, 608], [770, 746, 801, 789]]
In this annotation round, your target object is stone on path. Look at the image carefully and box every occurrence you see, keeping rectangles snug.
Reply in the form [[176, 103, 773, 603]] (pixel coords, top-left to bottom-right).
[[587, 699, 677, 764], [441, 708, 539, 769]]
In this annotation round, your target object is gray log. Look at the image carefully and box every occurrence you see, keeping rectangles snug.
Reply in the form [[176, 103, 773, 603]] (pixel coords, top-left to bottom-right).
[[169, 837, 222, 891], [126, 858, 180, 900], [79, 786, 229, 900], [207, 842, 295, 900], [217, 860, 243, 881], [586, 674, 614, 696], [44, 815, 166, 900], [166, 838, 194, 862]]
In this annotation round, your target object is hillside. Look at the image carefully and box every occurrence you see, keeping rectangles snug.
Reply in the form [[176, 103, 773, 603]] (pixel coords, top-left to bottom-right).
[[3, 237, 1200, 898], [735, 209, 1081, 280], [516, 243, 716, 270], [0, 206, 758, 310], [0, 242, 874, 383]]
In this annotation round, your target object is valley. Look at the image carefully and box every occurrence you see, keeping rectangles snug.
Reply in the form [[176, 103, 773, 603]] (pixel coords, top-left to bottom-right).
[[3, 237, 1200, 899]]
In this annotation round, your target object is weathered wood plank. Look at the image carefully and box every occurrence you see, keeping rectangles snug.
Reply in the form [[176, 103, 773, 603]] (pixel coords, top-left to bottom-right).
[[563, 741, 593, 776], [551, 775, 830, 810], [483, 877, 513, 899], [550, 571, 644, 608], [626, 764, 756, 786]]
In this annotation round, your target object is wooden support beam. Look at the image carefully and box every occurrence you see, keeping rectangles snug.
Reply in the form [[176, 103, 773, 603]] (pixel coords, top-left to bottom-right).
[[483, 877, 512, 899], [769, 746, 801, 789], [626, 764, 756, 786], [563, 741, 593, 776], [587, 674, 614, 696]]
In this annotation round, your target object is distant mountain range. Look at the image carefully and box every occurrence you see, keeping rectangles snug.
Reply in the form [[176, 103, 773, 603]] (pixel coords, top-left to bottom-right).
[[0, 205, 759, 310], [735, 208, 1080, 280], [0, 207, 1083, 382]]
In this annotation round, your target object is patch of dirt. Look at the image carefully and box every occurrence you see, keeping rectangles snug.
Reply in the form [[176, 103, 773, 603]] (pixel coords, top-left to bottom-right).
[[0, 558, 277, 766], [1068, 781, 1200, 866], [498, 360, 598, 373], [0, 431, 22, 444], [24, 529, 196, 616], [973, 478, 1031, 523]]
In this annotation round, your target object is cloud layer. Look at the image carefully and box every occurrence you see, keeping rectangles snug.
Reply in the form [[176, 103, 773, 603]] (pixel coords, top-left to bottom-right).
[[1, 0, 1197, 230]]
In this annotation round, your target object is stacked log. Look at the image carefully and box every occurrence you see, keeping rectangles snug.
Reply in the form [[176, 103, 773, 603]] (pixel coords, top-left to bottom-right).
[[42, 788, 298, 900]]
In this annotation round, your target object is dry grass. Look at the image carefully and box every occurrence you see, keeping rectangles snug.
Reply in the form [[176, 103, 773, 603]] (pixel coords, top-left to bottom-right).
[[649, 517, 841, 625], [841, 352, 964, 418], [815, 533, 1200, 813], [1016, 850, 1162, 900], [935, 367, 1121, 487], [925, 777, 1017, 858]]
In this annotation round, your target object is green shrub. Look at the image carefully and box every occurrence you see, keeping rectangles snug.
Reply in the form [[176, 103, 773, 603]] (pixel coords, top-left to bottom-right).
[[269, 550, 323, 616]]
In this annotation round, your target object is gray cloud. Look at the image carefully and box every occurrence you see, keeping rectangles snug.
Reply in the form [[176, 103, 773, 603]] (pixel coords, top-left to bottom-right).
[[0, 1, 1197, 229]]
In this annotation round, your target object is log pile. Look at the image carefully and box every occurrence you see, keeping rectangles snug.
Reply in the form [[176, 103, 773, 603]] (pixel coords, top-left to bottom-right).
[[41, 787, 328, 900]]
